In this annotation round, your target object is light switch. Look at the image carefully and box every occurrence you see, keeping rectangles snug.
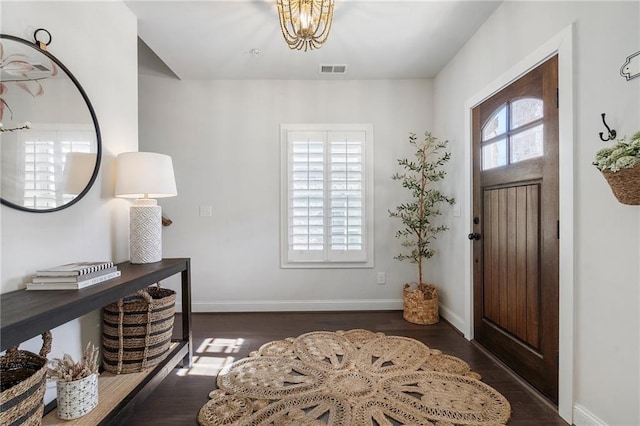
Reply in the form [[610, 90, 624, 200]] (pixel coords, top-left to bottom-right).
[[199, 205, 212, 217], [453, 205, 461, 217]]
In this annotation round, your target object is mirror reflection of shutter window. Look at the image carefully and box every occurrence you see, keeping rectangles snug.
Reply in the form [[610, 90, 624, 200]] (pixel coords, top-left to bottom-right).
[[22, 129, 95, 208], [24, 138, 56, 208]]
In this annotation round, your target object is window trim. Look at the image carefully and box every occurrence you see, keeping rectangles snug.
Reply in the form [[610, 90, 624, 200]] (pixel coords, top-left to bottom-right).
[[280, 123, 374, 269]]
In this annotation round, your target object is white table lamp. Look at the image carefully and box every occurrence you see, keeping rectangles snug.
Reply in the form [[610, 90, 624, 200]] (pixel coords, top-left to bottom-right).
[[115, 152, 177, 264]]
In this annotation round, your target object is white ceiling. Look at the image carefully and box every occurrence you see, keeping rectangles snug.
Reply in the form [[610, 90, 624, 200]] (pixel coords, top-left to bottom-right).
[[126, 0, 502, 80]]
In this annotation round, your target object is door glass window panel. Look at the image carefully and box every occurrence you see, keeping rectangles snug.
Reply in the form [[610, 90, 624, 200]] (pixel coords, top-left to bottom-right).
[[482, 105, 507, 140], [511, 98, 543, 130], [511, 124, 544, 163], [481, 97, 544, 170], [482, 138, 507, 170]]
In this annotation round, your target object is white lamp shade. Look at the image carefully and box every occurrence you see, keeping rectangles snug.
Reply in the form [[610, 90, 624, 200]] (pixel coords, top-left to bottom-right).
[[115, 152, 177, 199]]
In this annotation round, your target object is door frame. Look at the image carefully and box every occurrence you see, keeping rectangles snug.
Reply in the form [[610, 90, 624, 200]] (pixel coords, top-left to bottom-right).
[[462, 25, 575, 423]]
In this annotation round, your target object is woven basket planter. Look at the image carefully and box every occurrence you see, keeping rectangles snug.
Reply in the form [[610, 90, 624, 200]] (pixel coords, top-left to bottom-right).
[[0, 331, 52, 426], [102, 285, 176, 374], [403, 283, 439, 325], [56, 373, 98, 420], [601, 164, 640, 205]]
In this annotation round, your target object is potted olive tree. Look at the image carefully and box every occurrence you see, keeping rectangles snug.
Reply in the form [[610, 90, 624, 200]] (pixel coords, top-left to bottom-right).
[[389, 131, 455, 324]]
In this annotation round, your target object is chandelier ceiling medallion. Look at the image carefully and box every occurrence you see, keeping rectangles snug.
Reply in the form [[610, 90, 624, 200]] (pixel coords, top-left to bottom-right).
[[277, 0, 335, 51]]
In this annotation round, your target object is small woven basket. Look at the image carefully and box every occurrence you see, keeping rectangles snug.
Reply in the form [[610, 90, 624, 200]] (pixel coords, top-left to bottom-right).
[[601, 163, 640, 205], [403, 283, 439, 325], [0, 331, 52, 426], [56, 373, 98, 420], [102, 284, 176, 374]]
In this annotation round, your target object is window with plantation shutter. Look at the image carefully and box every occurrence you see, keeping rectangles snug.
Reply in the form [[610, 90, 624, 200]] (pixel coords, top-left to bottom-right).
[[281, 124, 373, 268]]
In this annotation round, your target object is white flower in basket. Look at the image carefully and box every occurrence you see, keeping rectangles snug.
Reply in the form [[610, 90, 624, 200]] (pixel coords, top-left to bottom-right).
[[47, 343, 100, 420]]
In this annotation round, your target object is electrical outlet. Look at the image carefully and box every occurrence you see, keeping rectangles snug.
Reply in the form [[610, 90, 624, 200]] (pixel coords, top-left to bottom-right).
[[377, 272, 386, 285], [199, 205, 212, 217]]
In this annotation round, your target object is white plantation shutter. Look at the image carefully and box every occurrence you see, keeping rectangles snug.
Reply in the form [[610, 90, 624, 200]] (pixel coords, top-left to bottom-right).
[[289, 131, 326, 261], [282, 124, 373, 267], [328, 132, 365, 261]]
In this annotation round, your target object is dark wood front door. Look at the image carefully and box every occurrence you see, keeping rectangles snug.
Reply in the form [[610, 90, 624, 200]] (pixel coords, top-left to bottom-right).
[[471, 56, 559, 403]]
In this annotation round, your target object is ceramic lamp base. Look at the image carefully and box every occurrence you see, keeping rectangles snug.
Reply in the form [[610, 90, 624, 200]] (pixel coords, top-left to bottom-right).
[[130, 198, 162, 264]]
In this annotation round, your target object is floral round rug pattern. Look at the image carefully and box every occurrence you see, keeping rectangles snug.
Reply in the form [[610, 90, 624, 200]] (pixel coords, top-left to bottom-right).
[[198, 329, 511, 425]]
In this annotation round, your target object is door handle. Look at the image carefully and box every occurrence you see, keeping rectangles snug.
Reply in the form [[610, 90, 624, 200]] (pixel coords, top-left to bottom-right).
[[468, 233, 481, 241]]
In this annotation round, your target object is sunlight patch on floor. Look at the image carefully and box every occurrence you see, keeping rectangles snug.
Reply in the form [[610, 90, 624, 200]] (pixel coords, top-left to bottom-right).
[[175, 337, 244, 376], [196, 337, 245, 354], [176, 355, 235, 377]]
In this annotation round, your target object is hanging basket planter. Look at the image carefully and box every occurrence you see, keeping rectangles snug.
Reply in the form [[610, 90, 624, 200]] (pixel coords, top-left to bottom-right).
[[593, 130, 640, 205], [601, 163, 640, 205]]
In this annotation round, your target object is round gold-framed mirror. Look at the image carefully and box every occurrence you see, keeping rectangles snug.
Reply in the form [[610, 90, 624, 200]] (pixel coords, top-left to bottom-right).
[[0, 31, 101, 212]]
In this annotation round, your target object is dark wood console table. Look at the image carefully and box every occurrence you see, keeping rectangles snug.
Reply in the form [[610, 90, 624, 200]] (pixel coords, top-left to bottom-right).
[[0, 258, 192, 425]]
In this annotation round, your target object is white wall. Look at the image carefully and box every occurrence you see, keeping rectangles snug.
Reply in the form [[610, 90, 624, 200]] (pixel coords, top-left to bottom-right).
[[0, 1, 138, 402], [8, 1, 631, 422], [433, 2, 639, 425], [138, 78, 436, 311]]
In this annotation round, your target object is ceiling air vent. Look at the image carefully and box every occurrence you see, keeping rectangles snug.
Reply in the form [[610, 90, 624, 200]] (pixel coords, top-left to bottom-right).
[[319, 64, 348, 75]]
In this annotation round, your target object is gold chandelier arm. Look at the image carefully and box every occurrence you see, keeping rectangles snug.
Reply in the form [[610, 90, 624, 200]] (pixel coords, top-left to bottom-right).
[[310, 1, 333, 43]]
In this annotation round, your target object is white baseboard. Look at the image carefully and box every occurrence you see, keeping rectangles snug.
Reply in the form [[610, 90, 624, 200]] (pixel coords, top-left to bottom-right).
[[174, 300, 467, 328], [573, 404, 608, 426], [175, 299, 403, 313], [439, 303, 465, 334]]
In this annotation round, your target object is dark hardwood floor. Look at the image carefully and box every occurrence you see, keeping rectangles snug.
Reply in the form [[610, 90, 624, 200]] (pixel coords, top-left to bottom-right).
[[125, 311, 568, 425]]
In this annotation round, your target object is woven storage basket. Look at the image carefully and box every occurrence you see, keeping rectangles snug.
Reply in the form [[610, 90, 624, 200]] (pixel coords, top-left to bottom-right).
[[102, 284, 176, 374], [0, 331, 52, 426], [403, 283, 439, 325], [601, 164, 640, 205]]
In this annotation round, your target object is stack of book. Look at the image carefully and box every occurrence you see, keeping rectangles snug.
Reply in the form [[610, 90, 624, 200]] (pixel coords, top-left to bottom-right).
[[26, 261, 121, 290]]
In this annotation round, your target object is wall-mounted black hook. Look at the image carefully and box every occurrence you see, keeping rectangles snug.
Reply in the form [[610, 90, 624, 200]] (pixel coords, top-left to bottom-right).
[[599, 113, 617, 142]]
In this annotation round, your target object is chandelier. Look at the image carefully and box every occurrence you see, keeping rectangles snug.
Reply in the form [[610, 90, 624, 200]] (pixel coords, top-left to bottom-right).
[[277, 0, 334, 51]]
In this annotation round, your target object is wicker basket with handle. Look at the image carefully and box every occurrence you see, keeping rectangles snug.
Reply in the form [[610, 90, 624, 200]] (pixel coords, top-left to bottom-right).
[[102, 284, 175, 374], [0, 331, 52, 426], [403, 283, 439, 325]]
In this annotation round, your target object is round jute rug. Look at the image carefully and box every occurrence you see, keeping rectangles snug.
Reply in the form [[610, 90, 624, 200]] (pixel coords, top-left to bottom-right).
[[198, 329, 511, 425]]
